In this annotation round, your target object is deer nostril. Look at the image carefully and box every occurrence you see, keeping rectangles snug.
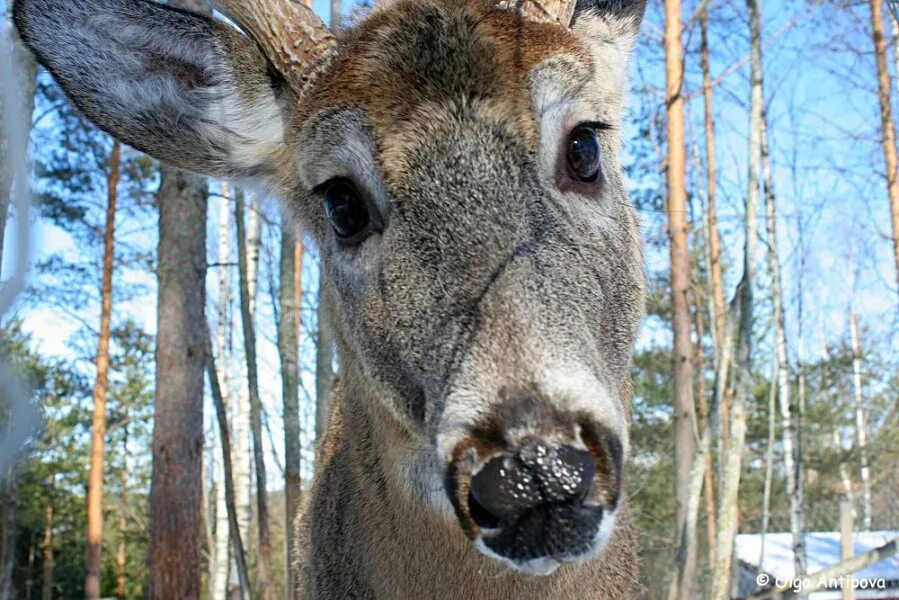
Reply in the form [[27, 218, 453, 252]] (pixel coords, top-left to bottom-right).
[[522, 444, 595, 504], [467, 445, 596, 528]]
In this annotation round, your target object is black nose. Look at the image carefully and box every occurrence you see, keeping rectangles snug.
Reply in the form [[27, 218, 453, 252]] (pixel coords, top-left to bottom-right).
[[468, 443, 596, 529]]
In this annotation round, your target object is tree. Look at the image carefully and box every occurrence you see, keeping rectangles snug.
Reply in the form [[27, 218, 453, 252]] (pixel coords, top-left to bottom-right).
[[148, 156, 207, 597], [211, 188, 232, 600], [144, 0, 210, 593], [711, 0, 763, 594], [849, 314, 872, 529], [664, 0, 696, 595], [761, 108, 806, 572], [206, 327, 251, 600], [866, 0, 899, 304], [85, 140, 121, 599], [235, 193, 273, 599], [278, 221, 302, 597], [115, 428, 128, 600], [227, 194, 253, 600], [315, 271, 335, 444]]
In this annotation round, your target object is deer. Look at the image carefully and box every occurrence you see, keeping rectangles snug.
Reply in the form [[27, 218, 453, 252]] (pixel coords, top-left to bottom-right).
[[14, 0, 648, 596]]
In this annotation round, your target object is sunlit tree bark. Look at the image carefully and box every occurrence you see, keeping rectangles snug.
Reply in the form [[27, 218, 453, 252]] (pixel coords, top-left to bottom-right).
[[664, 0, 696, 595], [85, 141, 121, 599], [867, 0, 899, 303]]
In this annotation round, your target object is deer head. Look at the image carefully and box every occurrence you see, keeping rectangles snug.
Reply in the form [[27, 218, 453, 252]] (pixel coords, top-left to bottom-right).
[[15, 0, 647, 576]]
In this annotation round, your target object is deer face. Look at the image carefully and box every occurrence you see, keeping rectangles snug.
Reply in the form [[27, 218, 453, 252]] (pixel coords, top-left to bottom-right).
[[16, 0, 645, 576], [297, 1, 646, 574]]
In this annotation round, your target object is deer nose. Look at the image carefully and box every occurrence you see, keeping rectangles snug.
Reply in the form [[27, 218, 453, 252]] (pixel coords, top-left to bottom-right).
[[468, 443, 595, 529]]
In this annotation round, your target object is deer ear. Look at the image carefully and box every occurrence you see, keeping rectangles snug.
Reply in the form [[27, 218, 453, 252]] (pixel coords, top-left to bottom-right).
[[14, 0, 289, 185], [570, 0, 647, 41]]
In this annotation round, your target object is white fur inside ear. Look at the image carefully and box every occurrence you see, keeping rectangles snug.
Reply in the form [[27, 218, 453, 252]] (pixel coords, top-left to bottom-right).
[[208, 86, 286, 174]]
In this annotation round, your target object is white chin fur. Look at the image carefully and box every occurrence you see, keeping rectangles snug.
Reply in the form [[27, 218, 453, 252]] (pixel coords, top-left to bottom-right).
[[473, 539, 562, 576], [472, 508, 618, 576]]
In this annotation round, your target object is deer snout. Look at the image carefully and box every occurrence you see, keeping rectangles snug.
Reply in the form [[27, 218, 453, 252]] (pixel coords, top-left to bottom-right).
[[465, 442, 604, 568], [468, 443, 595, 528], [444, 415, 624, 575]]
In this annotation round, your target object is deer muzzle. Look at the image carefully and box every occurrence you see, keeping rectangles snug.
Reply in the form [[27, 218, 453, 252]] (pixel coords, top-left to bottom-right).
[[442, 398, 624, 575]]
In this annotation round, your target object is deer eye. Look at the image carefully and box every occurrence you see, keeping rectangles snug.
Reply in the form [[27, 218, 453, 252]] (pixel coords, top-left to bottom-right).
[[321, 178, 370, 243], [566, 125, 601, 183]]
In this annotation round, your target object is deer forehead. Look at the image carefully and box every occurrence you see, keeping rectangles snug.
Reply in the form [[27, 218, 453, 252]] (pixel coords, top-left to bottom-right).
[[288, 0, 630, 185]]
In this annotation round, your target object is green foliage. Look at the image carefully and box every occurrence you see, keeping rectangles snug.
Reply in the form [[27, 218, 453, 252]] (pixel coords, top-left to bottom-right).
[[0, 321, 154, 598]]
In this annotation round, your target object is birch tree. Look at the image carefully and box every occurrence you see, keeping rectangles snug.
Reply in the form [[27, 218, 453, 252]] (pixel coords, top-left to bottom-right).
[[761, 110, 806, 573], [227, 190, 254, 599], [206, 329, 251, 600], [849, 314, 872, 530], [759, 357, 777, 572], [710, 0, 763, 594], [236, 194, 273, 599], [85, 140, 121, 599], [212, 189, 233, 600]]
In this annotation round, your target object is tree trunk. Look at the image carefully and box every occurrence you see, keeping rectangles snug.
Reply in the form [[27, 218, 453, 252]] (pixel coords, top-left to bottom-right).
[[206, 328, 251, 599], [226, 193, 252, 599], [700, 7, 726, 377], [116, 429, 128, 600], [40, 501, 52, 600], [279, 223, 303, 598], [24, 532, 34, 600], [85, 141, 120, 599], [821, 334, 855, 505], [849, 314, 872, 530], [235, 195, 273, 599], [839, 498, 855, 600], [761, 110, 806, 573], [867, 0, 899, 303], [330, 0, 341, 29], [315, 270, 335, 444], [0, 465, 17, 600], [700, 5, 732, 460], [759, 357, 777, 574], [710, 0, 762, 595], [693, 286, 717, 573], [212, 188, 232, 600], [664, 0, 696, 595], [149, 162, 207, 599], [0, 12, 37, 274]]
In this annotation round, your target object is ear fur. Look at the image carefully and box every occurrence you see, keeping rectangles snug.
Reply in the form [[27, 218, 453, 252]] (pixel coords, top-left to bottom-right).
[[14, 0, 289, 184], [570, 0, 646, 41]]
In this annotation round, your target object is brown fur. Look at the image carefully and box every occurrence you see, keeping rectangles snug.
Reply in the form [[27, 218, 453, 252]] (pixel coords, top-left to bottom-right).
[[295, 363, 644, 599]]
